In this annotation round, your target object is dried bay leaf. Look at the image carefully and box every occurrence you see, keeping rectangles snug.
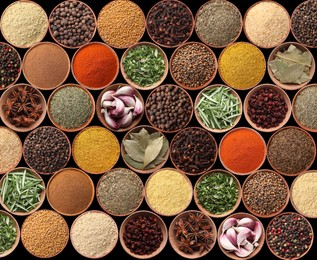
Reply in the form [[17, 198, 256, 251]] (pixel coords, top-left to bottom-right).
[[123, 139, 144, 163], [123, 154, 144, 169], [129, 128, 150, 150], [143, 136, 163, 168], [280, 63, 305, 83]]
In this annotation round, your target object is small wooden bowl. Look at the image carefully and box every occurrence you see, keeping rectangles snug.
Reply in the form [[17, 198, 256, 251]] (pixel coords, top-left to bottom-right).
[[169, 42, 217, 90], [194, 169, 241, 218], [170, 127, 218, 176], [46, 168, 94, 216], [169, 210, 217, 259], [290, 170, 317, 218], [219, 127, 267, 175], [145, 84, 193, 134], [47, 84, 95, 132], [96, 83, 144, 132], [194, 84, 242, 133], [244, 84, 292, 132], [71, 42, 119, 90], [0, 210, 20, 258], [146, 0, 194, 48], [120, 42, 168, 90], [267, 126, 316, 176], [243, 1, 290, 49], [70, 210, 118, 259], [266, 212, 314, 260], [48, 0, 97, 49], [0, 126, 22, 175], [242, 169, 289, 218], [195, 0, 242, 48], [218, 212, 265, 260], [145, 168, 193, 217], [96, 168, 145, 216], [119, 210, 168, 259], [0, 42, 22, 90], [268, 42, 315, 90], [121, 125, 169, 174], [0, 167, 45, 216], [292, 84, 317, 132], [0, 84, 47, 132]]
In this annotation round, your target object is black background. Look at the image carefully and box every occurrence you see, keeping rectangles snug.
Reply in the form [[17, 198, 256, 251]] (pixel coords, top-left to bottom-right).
[[1, 0, 316, 259]]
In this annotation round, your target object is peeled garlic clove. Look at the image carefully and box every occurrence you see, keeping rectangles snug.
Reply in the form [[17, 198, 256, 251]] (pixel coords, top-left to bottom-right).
[[104, 110, 119, 129], [237, 229, 252, 248], [118, 95, 136, 107], [101, 90, 115, 103], [226, 228, 237, 246], [251, 221, 262, 243], [238, 218, 255, 230], [114, 86, 135, 96], [220, 234, 238, 252], [117, 111, 133, 128], [234, 247, 253, 258], [133, 95, 143, 116], [102, 100, 115, 108], [222, 218, 238, 234]]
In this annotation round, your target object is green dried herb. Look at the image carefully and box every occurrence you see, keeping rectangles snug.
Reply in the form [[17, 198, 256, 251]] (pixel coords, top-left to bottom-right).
[[196, 172, 238, 215], [123, 45, 165, 87], [123, 128, 168, 170], [0, 214, 16, 254], [268, 44, 312, 84]]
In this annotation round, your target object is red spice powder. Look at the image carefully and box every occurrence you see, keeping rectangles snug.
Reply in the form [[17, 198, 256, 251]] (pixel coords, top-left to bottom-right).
[[73, 43, 118, 89]]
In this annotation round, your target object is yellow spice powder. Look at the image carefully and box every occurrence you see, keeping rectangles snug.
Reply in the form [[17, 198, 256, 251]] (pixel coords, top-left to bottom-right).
[[73, 126, 120, 174], [219, 42, 266, 90], [292, 171, 317, 217], [146, 169, 192, 216]]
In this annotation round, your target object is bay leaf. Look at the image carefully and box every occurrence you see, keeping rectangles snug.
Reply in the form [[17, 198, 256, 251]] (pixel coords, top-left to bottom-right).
[[280, 63, 305, 84], [123, 154, 144, 170], [123, 139, 144, 162], [145, 157, 166, 169], [286, 44, 302, 55], [275, 59, 288, 74], [276, 51, 310, 67], [143, 136, 163, 168], [129, 128, 150, 150], [150, 131, 161, 140], [298, 72, 311, 83], [268, 60, 278, 74], [157, 137, 169, 158], [302, 51, 312, 67]]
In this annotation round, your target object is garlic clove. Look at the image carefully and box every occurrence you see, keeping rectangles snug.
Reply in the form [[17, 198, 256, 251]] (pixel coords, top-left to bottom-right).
[[118, 95, 136, 107], [237, 229, 252, 248], [104, 110, 119, 129], [109, 97, 125, 117], [226, 228, 238, 246], [117, 111, 133, 128], [222, 218, 238, 234], [220, 234, 238, 252], [102, 100, 115, 109], [133, 95, 143, 116], [113, 85, 135, 96], [242, 240, 254, 252], [101, 109, 106, 114], [238, 218, 255, 230], [234, 247, 253, 258], [119, 107, 134, 118], [101, 90, 115, 103], [251, 221, 262, 244], [233, 226, 252, 234]]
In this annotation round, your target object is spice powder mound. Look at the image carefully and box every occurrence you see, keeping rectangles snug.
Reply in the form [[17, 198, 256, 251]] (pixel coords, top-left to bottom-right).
[[71, 211, 118, 258], [146, 169, 192, 216], [21, 210, 69, 258]]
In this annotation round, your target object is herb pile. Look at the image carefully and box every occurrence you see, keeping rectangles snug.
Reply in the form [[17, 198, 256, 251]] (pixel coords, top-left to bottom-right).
[[0, 214, 16, 254]]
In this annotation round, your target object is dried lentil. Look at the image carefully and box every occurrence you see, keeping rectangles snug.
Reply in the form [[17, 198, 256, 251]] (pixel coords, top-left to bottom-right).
[[171, 43, 216, 89], [0, 43, 20, 89], [98, 0, 145, 48], [21, 210, 69, 258]]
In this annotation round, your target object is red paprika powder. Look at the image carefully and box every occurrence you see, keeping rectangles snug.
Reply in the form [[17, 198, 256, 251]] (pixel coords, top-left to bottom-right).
[[72, 42, 119, 89], [220, 127, 266, 174]]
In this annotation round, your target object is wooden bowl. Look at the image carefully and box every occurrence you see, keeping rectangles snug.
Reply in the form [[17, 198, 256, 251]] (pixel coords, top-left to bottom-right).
[[267, 126, 316, 176], [292, 84, 317, 132], [170, 127, 218, 176], [244, 84, 292, 132], [219, 127, 267, 175], [145, 168, 193, 217], [170, 42, 217, 90], [121, 125, 169, 174], [119, 210, 168, 259], [70, 210, 118, 259], [0, 126, 22, 175], [46, 168, 94, 216], [96, 83, 144, 132], [218, 212, 265, 260], [71, 42, 119, 90], [145, 84, 193, 134], [268, 42, 315, 90], [169, 210, 217, 259], [243, 1, 290, 49], [96, 168, 145, 216], [242, 169, 289, 218], [0, 167, 45, 216], [0, 42, 22, 90], [194, 169, 241, 218], [48, 0, 97, 49], [266, 212, 314, 260], [146, 0, 194, 48], [0, 84, 47, 132], [195, 0, 242, 48], [47, 84, 95, 132], [120, 42, 168, 90], [0, 210, 20, 257], [194, 84, 242, 133]]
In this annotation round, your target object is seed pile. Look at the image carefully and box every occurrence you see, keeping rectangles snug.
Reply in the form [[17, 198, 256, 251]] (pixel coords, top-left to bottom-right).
[[243, 171, 288, 216], [0, 43, 20, 89], [0, 213, 16, 255], [49, 0, 95, 47], [98, 0, 145, 48], [146, 85, 192, 132], [171, 43, 215, 88]]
